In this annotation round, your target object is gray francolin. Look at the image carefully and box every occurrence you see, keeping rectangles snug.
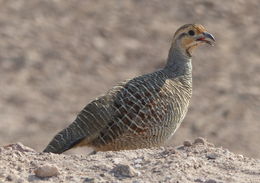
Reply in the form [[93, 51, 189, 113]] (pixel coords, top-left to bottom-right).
[[43, 24, 215, 154]]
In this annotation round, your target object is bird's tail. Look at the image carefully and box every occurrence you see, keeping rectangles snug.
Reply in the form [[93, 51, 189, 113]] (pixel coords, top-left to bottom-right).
[[43, 121, 87, 154]]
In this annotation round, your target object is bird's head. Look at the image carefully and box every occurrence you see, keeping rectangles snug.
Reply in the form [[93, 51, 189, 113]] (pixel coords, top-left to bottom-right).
[[172, 24, 215, 57]]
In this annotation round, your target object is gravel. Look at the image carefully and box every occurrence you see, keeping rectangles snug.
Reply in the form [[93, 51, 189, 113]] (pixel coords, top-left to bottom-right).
[[0, 139, 260, 183]]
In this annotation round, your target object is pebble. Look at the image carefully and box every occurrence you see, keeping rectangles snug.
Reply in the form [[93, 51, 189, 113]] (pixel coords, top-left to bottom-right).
[[162, 148, 176, 156], [16, 166, 22, 171], [133, 158, 143, 164], [183, 140, 192, 147], [237, 154, 244, 159], [99, 173, 105, 177], [204, 179, 217, 183], [4, 143, 35, 152], [134, 164, 142, 168], [6, 174, 16, 181], [83, 177, 95, 183], [194, 178, 204, 182], [206, 153, 218, 160], [194, 137, 206, 145], [34, 164, 59, 178], [132, 180, 143, 183], [112, 158, 123, 164], [16, 150, 23, 156], [111, 164, 140, 178]]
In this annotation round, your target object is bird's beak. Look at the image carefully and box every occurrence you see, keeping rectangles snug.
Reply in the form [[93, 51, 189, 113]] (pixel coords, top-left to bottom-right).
[[196, 32, 215, 45]]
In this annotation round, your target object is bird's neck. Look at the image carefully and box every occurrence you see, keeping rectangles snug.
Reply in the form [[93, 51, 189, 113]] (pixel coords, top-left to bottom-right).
[[164, 44, 192, 78]]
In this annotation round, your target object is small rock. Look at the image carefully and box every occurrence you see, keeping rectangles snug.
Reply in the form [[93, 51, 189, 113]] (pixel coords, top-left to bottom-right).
[[30, 161, 38, 167], [133, 158, 143, 164], [99, 173, 105, 177], [112, 158, 123, 164], [111, 164, 140, 178], [194, 137, 206, 145], [134, 164, 142, 168], [132, 180, 142, 183], [15, 151, 23, 157], [206, 153, 218, 160], [6, 174, 16, 181], [4, 143, 35, 152], [204, 179, 217, 183], [183, 140, 192, 147], [162, 148, 176, 156], [237, 154, 244, 159], [194, 178, 204, 182], [83, 177, 95, 183], [34, 164, 59, 178], [17, 166, 22, 171], [229, 156, 235, 160]]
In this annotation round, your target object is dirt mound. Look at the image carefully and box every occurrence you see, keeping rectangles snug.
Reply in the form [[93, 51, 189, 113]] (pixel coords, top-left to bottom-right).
[[1, 139, 259, 183]]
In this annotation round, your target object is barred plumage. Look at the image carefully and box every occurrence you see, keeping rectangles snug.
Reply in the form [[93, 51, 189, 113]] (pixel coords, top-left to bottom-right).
[[43, 24, 215, 154]]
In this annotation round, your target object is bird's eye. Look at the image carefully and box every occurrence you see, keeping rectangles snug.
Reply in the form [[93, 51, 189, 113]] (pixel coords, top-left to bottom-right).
[[188, 30, 195, 36]]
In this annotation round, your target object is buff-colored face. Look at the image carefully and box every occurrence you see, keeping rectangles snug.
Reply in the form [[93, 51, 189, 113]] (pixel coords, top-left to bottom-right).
[[173, 24, 215, 56]]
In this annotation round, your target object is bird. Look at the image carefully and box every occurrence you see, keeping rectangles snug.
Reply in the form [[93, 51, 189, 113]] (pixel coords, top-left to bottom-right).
[[43, 24, 215, 154]]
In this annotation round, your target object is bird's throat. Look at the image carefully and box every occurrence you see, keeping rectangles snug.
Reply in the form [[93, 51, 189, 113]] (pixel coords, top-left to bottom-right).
[[165, 46, 192, 78]]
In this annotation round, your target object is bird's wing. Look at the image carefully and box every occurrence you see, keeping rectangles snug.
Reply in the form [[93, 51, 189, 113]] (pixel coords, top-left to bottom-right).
[[43, 71, 171, 153], [90, 71, 172, 149]]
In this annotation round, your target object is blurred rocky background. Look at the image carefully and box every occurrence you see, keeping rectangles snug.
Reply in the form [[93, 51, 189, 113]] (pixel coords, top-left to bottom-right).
[[0, 0, 259, 157]]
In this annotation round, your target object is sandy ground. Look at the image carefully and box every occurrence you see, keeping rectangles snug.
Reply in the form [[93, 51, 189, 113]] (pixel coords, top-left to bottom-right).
[[0, 0, 259, 161], [1, 139, 260, 183]]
